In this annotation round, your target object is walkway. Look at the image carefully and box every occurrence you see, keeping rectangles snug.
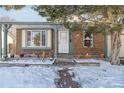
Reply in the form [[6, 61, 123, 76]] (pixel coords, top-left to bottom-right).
[[55, 68, 80, 88]]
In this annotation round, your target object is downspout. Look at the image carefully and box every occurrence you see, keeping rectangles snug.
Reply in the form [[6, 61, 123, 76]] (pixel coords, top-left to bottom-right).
[[104, 32, 108, 58], [69, 31, 74, 55], [54, 28, 58, 59]]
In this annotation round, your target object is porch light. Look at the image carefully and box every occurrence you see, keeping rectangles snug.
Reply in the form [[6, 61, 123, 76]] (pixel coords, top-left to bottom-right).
[[76, 33, 80, 37]]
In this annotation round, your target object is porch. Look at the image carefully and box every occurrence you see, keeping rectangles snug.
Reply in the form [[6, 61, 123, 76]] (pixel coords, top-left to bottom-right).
[[0, 22, 67, 61], [0, 22, 106, 62]]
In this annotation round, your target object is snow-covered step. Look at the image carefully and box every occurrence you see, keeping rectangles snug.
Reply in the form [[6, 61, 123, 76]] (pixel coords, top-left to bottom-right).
[[73, 59, 100, 66], [0, 58, 55, 67], [54, 58, 75, 65], [58, 54, 74, 58]]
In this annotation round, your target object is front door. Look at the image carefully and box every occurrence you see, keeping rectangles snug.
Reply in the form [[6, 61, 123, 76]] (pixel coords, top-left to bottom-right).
[[119, 34, 124, 57], [58, 31, 69, 53]]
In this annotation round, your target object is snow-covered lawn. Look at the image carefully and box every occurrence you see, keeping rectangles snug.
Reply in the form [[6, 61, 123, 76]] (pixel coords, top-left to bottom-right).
[[73, 60, 124, 88], [0, 59, 123, 88], [0, 58, 55, 65], [0, 66, 57, 88]]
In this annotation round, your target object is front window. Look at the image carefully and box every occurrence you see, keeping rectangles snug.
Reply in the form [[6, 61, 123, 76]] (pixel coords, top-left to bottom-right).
[[83, 32, 93, 48], [26, 30, 47, 47], [32, 31, 40, 46]]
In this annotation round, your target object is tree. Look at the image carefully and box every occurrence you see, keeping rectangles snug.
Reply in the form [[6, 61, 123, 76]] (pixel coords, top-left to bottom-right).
[[0, 16, 15, 22], [33, 5, 124, 65], [0, 5, 25, 11]]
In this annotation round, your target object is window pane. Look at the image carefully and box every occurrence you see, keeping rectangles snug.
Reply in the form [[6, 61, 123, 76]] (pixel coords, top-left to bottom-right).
[[26, 30, 48, 47], [83, 32, 93, 47], [84, 40, 92, 47], [27, 31, 31, 46], [32, 32, 40, 46], [85, 32, 92, 39], [42, 31, 46, 46]]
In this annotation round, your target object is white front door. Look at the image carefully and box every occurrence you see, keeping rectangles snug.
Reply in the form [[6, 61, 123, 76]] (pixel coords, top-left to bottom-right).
[[58, 31, 69, 53], [119, 34, 124, 57]]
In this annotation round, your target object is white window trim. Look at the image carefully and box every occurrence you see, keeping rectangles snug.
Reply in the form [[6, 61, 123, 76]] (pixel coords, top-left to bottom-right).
[[26, 30, 48, 48], [83, 31, 94, 48]]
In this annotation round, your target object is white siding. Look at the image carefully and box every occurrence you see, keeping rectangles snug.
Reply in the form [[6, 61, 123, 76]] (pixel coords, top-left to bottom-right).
[[107, 35, 111, 57], [22, 30, 26, 48], [8, 36, 13, 44], [47, 30, 51, 48], [119, 30, 124, 57], [107, 30, 124, 57]]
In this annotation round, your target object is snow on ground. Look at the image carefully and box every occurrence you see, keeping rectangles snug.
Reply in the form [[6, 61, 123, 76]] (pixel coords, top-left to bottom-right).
[[0, 66, 57, 88], [74, 58, 100, 63], [0, 58, 124, 88], [0, 58, 55, 64], [73, 59, 124, 88]]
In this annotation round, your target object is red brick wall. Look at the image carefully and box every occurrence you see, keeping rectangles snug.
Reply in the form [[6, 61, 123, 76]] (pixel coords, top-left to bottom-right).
[[72, 31, 104, 56], [16, 29, 22, 55], [9, 43, 16, 54]]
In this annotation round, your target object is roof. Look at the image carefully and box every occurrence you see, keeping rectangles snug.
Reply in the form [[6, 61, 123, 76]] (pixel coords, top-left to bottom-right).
[[0, 22, 68, 30], [0, 22, 63, 25]]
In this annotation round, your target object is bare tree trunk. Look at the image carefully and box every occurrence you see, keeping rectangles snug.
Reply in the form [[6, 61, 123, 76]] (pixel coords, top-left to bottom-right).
[[110, 31, 121, 65]]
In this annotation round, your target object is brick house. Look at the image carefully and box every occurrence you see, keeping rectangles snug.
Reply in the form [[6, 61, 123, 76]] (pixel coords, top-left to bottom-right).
[[10, 22, 105, 58]]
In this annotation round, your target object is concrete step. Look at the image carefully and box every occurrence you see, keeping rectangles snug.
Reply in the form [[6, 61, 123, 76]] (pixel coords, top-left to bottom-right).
[[120, 60, 124, 65], [58, 54, 74, 58], [54, 58, 75, 65], [73, 59, 100, 66], [120, 57, 124, 65]]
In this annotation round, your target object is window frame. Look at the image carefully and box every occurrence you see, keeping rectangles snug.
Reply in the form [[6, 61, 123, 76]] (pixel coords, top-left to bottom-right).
[[83, 31, 94, 48], [26, 30, 48, 48]]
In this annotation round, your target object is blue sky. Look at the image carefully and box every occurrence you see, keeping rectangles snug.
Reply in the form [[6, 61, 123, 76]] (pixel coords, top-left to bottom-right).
[[0, 6, 47, 22]]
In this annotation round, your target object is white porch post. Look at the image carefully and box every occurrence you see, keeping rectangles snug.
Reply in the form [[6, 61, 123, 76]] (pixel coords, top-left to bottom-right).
[[54, 28, 58, 59], [2, 24, 8, 60], [0, 25, 2, 59]]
